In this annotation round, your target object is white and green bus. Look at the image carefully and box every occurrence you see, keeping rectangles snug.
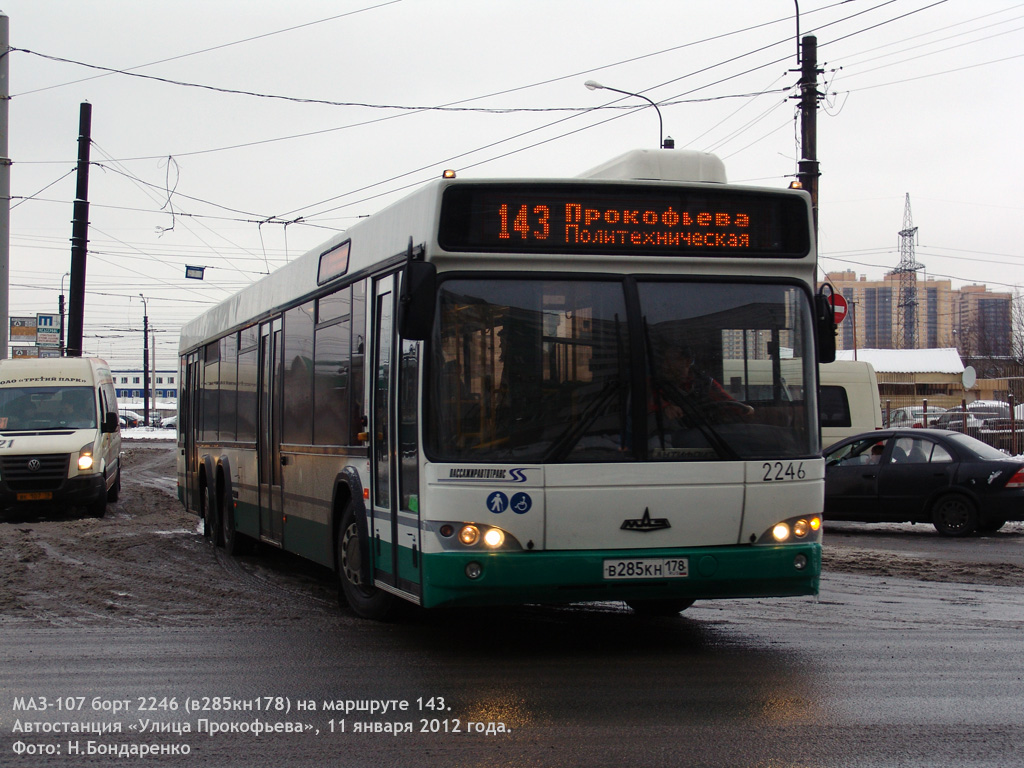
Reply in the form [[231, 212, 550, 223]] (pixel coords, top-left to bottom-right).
[[177, 149, 837, 619]]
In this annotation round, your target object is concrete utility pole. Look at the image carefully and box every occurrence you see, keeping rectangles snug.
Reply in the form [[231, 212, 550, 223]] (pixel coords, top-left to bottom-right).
[[0, 12, 10, 359], [796, 35, 821, 241], [66, 102, 92, 357]]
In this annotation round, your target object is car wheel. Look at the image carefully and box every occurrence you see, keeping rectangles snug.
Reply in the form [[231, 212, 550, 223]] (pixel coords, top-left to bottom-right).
[[106, 466, 121, 503], [977, 518, 1007, 534], [625, 599, 695, 617], [337, 506, 395, 620], [931, 494, 978, 537], [86, 494, 106, 519]]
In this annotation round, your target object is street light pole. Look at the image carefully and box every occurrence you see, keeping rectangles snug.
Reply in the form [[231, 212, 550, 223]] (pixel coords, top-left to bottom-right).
[[584, 80, 666, 149], [139, 294, 149, 427], [59, 271, 69, 356]]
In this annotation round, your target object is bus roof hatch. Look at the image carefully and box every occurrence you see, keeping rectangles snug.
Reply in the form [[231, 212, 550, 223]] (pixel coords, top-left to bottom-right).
[[577, 149, 727, 184]]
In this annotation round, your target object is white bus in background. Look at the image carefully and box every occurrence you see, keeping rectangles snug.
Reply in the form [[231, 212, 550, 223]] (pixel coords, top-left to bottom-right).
[[177, 148, 838, 620]]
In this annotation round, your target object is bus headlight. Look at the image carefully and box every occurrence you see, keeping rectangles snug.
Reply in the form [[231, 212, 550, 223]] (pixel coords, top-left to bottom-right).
[[459, 525, 480, 546], [434, 522, 522, 551], [759, 515, 822, 545]]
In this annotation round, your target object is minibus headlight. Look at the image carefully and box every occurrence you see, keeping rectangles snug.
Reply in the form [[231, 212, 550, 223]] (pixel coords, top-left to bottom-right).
[[772, 523, 791, 542], [78, 442, 95, 472]]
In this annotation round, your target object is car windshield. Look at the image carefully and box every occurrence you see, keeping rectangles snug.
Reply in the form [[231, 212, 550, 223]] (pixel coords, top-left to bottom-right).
[[426, 277, 818, 463], [946, 432, 1012, 460], [0, 386, 97, 430]]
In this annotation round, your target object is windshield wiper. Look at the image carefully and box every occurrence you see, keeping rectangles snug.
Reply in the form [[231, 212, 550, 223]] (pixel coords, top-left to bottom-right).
[[542, 380, 626, 463], [652, 381, 740, 461]]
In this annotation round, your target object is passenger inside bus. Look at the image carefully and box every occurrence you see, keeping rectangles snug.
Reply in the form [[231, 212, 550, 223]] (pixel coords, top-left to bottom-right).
[[651, 343, 754, 421]]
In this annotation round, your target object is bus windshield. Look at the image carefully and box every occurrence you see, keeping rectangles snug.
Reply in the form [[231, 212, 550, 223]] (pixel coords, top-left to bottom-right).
[[0, 387, 97, 431], [427, 277, 817, 463]]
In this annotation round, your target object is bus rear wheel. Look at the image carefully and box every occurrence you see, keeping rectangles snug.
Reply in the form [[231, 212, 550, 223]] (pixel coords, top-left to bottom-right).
[[200, 482, 219, 544], [625, 599, 695, 617], [220, 494, 249, 556], [337, 507, 395, 620]]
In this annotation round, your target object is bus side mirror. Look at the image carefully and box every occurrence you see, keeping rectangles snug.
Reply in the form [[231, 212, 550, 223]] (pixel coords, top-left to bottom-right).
[[398, 258, 437, 341], [816, 285, 837, 364], [102, 413, 119, 433]]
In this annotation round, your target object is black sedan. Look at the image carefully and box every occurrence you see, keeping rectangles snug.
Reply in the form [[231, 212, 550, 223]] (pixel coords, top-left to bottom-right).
[[823, 428, 1024, 537]]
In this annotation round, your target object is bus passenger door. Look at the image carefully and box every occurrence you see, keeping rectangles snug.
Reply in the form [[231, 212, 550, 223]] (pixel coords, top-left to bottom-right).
[[258, 318, 285, 545], [369, 274, 422, 601]]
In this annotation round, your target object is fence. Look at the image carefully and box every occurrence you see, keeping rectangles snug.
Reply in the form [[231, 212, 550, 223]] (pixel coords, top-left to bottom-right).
[[880, 393, 1024, 455]]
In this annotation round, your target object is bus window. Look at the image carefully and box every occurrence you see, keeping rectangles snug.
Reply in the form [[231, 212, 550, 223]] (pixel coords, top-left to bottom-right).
[[283, 302, 315, 445], [429, 279, 630, 463], [313, 317, 352, 446]]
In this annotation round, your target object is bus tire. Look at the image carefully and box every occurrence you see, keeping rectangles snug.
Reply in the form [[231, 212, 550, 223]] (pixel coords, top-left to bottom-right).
[[337, 506, 394, 620], [625, 598, 695, 617], [201, 482, 219, 544], [220, 495, 247, 556]]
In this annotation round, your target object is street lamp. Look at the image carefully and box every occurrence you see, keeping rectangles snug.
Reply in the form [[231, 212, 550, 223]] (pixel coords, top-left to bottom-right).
[[139, 294, 150, 427], [584, 80, 669, 149]]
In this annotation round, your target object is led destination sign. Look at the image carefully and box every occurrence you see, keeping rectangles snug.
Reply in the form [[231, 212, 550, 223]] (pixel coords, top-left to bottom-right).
[[438, 184, 810, 257]]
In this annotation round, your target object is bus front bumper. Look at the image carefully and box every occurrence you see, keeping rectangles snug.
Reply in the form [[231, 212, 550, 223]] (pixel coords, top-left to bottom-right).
[[419, 543, 821, 609]]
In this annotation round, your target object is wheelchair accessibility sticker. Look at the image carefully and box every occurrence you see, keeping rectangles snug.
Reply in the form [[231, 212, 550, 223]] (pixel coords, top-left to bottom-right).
[[487, 491, 532, 514]]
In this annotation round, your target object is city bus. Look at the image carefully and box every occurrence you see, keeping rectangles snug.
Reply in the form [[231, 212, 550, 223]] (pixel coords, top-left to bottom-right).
[[177, 149, 837, 619]]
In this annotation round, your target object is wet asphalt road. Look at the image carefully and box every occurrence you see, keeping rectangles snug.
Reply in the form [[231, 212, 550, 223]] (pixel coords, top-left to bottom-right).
[[2, 441, 1022, 767], [3, 571, 1022, 768]]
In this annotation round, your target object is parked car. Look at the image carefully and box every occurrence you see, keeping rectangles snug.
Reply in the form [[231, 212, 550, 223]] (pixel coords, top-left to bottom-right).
[[886, 405, 947, 428], [160, 414, 177, 429], [931, 404, 1009, 434], [823, 428, 1024, 537], [119, 410, 143, 428]]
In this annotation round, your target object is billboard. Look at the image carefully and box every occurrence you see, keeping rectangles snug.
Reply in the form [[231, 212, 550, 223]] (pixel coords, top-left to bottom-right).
[[10, 316, 36, 341]]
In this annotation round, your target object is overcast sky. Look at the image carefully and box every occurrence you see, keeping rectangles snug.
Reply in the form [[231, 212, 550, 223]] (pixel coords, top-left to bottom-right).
[[3, 0, 1024, 368]]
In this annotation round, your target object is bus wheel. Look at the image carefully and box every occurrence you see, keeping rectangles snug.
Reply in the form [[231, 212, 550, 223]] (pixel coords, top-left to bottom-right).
[[931, 494, 977, 537], [221, 496, 247, 556], [200, 483, 218, 543], [337, 508, 394, 620], [625, 599, 695, 617]]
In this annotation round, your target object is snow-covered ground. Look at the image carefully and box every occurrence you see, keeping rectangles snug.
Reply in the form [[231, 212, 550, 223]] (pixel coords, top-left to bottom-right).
[[121, 427, 177, 441]]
